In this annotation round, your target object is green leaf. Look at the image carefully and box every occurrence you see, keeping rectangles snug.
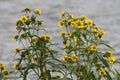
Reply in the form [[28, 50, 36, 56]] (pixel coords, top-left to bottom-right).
[[90, 71, 97, 80], [99, 40, 115, 50], [47, 61, 65, 74], [62, 77, 73, 80], [114, 69, 120, 80], [46, 70, 52, 79], [80, 65, 87, 78], [98, 55, 110, 68], [93, 55, 98, 63], [106, 71, 112, 80]]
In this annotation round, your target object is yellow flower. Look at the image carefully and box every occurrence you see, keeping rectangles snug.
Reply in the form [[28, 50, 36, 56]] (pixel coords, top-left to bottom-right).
[[45, 34, 52, 40], [20, 15, 28, 22], [90, 45, 98, 51], [13, 47, 20, 53], [69, 13, 74, 18], [40, 34, 51, 41], [32, 55, 37, 62], [20, 51, 25, 57], [72, 16, 77, 21], [71, 53, 77, 61], [12, 34, 18, 41], [61, 11, 65, 17], [106, 50, 112, 57], [15, 20, 23, 26], [108, 56, 116, 64], [5, 78, 9, 80], [86, 19, 93, 26], [76, 20, 83, 26], [58, 20, 64, 28], [3, 69, 10, 75], [84, 25, 89, 29], [62, 18, 67, 22], [63, 44, 69, 49], [77, 77, 81, 80], [30, 37, 38, 43], [24, 7, 32, 11], [34, 8, 41, 14], [91, 29, 98, 33], [74, 37, 78, 44], [60, 31, 67, 35], [62, 55, 68, 61], [94, 26, 99, 31], [77, 26, 84, 29], [98, 34, 102, 39], [98, 29, 106, 38], [99, 69, 106, 76], [40, 35, 46, 41], [99, 29, 106, 35], [68, 32, 72, 39], [39, 71, 41, 76], [25, 54, 31, 59], [55, 73, 61, 78], [15, 20, 19, 25], [80, 15, 86, 21], [13, 62, 19, 69], [19, 32, 26, 38], [0, 63, 6, 71], [67, 20, 72, 26], [71, 21, 76, 27], [0, 63, 10, 75]]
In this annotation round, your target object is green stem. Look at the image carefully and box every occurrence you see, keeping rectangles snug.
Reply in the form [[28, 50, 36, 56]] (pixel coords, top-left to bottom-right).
[[84, 57, 92, 80], [23, 68, 29, 80]]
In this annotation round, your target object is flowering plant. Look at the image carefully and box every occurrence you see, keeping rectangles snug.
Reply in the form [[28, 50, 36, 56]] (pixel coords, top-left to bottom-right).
[[12, 7, 120, 80], [58, 12, 119, 80], [13, 7, 60, 80], [0, 63, 10, 80]]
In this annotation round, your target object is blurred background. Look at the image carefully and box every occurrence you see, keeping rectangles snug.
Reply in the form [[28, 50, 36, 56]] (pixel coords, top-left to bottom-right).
[[0, 0, 120, 79]]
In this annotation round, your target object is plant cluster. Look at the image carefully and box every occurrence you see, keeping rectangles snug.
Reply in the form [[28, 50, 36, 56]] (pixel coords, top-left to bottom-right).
[[1, 7, 119, 80], [13, 7, 58, 80], [58, 12, 119, 80], [0, 63, 10, 80]]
